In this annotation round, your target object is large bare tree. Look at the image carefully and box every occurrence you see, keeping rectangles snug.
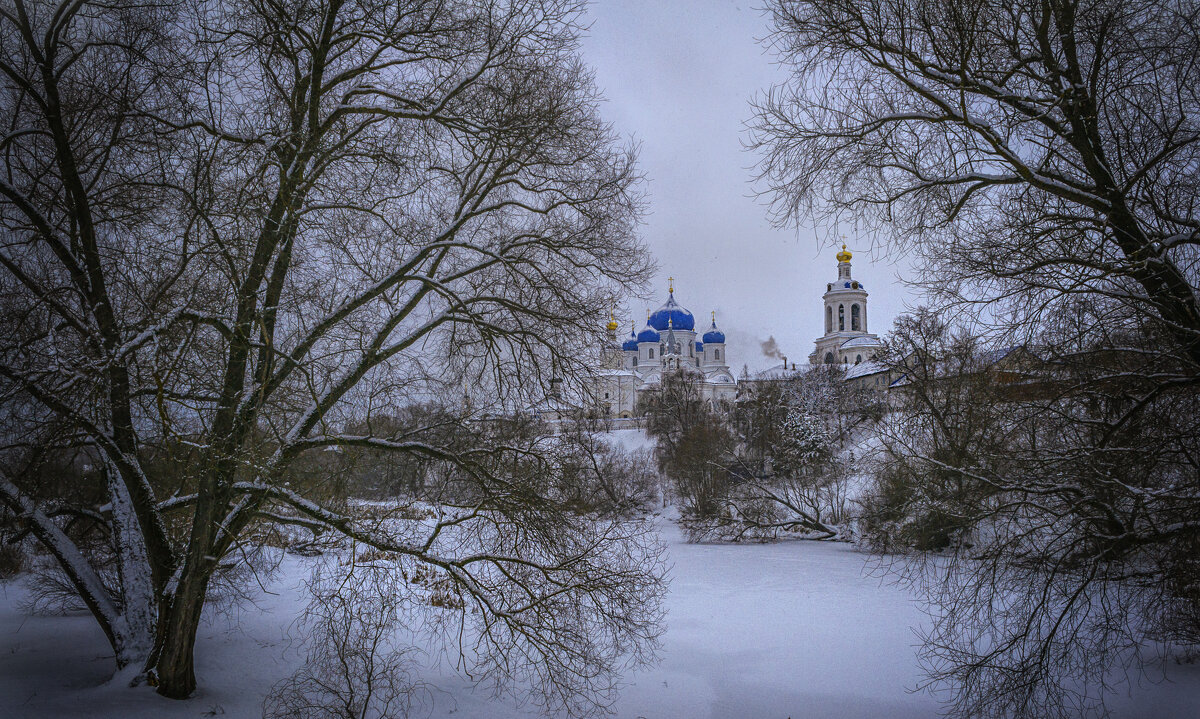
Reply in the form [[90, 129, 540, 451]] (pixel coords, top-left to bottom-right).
[[751, 1, 1200, 716], [0, 0, 663, 707], [752, 0, 1200, 363]]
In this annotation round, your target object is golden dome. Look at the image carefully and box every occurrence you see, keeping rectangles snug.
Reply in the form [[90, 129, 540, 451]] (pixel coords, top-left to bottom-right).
[[606, 309, 618, 332], [836, 243, 852, 263]]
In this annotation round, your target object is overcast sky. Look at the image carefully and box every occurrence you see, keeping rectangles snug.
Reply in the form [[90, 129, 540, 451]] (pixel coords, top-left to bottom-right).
[[581, 0, 913, 372]]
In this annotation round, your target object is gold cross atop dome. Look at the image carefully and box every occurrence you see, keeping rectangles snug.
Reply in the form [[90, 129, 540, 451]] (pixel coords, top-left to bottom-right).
[[668, 276, 674, 294]]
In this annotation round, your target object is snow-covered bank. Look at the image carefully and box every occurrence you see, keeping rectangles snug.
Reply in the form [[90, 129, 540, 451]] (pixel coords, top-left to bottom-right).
[[2, 519, 1198, 718]]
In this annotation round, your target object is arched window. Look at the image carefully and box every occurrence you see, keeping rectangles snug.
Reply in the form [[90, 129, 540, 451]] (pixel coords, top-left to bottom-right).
[[632, 356, 638, 367], [851, 304, 861, 331], [826, 305, 832, 333], [855, 354, 862, 364], [649, 348, 654, 359], [824, 351, 834, 364], [838, 304, 845, 331], [714, 349, 720, 360]]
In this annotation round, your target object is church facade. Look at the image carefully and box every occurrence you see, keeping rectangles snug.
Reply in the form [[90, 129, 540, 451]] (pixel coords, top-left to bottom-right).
[[594, 280, 738, 418]]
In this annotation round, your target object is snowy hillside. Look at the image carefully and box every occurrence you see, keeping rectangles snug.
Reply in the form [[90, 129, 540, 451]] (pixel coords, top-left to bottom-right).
[[599, 427, 659, 454]]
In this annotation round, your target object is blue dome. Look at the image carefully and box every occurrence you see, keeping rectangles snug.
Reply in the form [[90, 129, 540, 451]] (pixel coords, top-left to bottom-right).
[[695, 340, 704, 353], [702, 318, 725, 344], [636, 323, 660, 343], [648, 292, 695, 331], [622, 329, 638, 351]]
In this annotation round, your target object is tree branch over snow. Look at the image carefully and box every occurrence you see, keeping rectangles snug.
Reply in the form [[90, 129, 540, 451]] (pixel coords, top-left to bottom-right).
[[0, 0, 661, 708]]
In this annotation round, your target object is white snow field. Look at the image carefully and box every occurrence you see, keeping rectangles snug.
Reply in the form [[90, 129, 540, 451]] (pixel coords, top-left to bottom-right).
[[3, 507, 1200, 717]]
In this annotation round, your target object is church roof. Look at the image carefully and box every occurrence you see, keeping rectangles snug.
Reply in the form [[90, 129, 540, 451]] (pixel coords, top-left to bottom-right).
[[827, 280, 866, 291], [622, 325, 638, 351], [648, 290, 695, 331], [844, 360, 888, 380], [702, 314, 725, 343], [636, 323, 660, 343], [840, 335, 882, 349]]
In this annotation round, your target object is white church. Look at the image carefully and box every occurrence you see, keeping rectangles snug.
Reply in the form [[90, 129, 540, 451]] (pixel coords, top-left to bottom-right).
[[544, 247, 885, 420], [593, 279, 739, 418]]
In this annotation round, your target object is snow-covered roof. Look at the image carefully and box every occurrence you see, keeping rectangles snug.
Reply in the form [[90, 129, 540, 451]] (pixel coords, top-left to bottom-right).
[[747, 365, 812, 382], [844, 360, 888, 380], [704, 369, 737, 384], [840, 335, 882, 349], [524, 395, 579, 414], [636, 323, 660, 343], [977, 345, 1027, 366], [648, 291, 695, 331]]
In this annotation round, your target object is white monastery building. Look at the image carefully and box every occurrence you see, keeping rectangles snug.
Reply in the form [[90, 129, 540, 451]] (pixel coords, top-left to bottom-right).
[[595, 279, 738, 418], [565, 248, 887, 420]]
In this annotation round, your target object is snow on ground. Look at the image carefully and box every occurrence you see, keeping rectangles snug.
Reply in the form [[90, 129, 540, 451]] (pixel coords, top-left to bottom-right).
[[601, 427, 658, 454], [609, 519, 940, 719], [2, 517, 1199, 718]]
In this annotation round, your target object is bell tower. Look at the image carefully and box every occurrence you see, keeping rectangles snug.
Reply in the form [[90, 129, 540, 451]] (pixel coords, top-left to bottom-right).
[[810, 244, 880, 365]]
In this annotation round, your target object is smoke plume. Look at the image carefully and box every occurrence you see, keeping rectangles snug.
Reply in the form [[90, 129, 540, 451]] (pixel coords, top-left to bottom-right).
[[760, 336, 784, 360]]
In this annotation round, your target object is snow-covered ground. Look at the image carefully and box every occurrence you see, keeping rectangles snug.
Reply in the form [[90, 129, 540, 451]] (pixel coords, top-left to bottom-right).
[[2, 517, 1198, 718], [601, 427, 658, 454]]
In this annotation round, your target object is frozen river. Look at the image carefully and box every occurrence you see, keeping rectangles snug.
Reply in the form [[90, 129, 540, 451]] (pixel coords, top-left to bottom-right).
[[2, 517, 1198, 718]]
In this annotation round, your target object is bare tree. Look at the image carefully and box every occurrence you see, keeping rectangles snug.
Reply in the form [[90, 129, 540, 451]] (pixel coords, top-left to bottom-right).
[[264, 551, 430, 719], [751, 2, 1200, 715], [751, 0, 1200, 365], [0, 0, 664, 707], [689, 366, 870, 543], [551, 415, 660, 515], [860, 308, 1200, 718], [640, 369, 735, 520], [858, 310, 1016, 552]]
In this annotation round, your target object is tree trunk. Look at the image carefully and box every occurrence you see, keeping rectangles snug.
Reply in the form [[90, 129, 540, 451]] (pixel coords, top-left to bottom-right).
[[105, 462, 158, 669], [149, 581, 209, 698]]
